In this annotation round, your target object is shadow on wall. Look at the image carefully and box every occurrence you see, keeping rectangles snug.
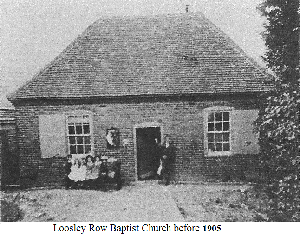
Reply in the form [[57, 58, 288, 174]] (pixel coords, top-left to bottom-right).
[[0, 130, 20, 190]]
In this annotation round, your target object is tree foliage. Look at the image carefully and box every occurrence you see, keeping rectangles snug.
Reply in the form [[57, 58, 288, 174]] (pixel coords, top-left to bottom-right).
[[257, 0, 299, 221]]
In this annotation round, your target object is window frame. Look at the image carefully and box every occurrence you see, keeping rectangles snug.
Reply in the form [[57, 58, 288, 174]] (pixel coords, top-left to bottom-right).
[[65, 111, 94, 159], [203, 106, 233, 157]]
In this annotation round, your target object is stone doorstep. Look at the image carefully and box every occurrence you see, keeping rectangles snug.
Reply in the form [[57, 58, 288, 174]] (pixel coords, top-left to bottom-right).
[[1, 184, 21, 191]]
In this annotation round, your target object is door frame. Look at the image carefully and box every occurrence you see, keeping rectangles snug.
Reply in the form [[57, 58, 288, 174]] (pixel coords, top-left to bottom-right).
[[133, 122, 163, 181]]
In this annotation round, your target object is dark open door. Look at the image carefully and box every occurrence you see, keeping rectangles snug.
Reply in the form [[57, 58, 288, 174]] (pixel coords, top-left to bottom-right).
[[136, 127, 161, 180]]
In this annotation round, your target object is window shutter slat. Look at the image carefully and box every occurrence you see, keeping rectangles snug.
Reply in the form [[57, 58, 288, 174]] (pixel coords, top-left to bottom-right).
[[39, 114, 66, 158], [231, 110, 259, 155]]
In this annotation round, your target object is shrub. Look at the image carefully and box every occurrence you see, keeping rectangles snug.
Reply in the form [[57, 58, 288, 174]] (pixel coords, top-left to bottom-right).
[[257, 0, 299, 221], [1, 193, 23, 222]]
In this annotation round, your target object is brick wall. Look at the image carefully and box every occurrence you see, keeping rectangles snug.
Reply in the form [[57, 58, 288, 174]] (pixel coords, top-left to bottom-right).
[[14, 95, 260, 187], [0, 109, 19, 187], [0, 132, 2, 186]]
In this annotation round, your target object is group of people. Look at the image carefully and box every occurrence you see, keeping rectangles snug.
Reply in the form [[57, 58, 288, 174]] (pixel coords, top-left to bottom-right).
[[64, 136, 175, 189], [65, 154, 121, 190]]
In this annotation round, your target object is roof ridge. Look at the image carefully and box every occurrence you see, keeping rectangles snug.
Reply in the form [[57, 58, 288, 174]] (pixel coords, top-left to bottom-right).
[[93, 12, 206, 20]]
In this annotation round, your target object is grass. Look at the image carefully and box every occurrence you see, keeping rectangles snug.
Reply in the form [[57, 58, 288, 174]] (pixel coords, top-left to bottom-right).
[[169, 183, 269, 222]]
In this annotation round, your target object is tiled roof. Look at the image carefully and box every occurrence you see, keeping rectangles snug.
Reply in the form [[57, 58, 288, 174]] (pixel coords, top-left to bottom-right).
[[9, 13, 272, 101]]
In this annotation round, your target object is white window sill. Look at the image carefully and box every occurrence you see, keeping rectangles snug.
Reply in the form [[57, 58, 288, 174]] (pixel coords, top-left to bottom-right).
[[206, 151, 232, 157]]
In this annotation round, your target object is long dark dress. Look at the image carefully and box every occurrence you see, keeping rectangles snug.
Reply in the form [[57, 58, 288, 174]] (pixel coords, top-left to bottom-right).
[[161, 144, 176, 185]]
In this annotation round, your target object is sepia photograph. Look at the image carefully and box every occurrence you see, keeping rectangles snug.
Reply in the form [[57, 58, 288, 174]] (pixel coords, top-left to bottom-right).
[[0, 0, 299, 226]]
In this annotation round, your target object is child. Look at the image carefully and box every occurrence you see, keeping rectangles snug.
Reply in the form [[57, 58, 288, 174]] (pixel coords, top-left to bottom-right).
[[99, 156, 109, 191], [68, 159, 80, 188], [65, 154, 73, 189], [107, 157, 122, 190], [92, 155, 102, 178], [77, 158, 87, 188], [85, 155, 94, 179], [91, 155, 102, 189], [100, 156, 109, 176], [107, 157, 117, 178], [85, 155, 95, 189]]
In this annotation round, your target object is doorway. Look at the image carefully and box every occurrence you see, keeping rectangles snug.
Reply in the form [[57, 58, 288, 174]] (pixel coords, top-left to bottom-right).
[[136, 127, 161, 180]]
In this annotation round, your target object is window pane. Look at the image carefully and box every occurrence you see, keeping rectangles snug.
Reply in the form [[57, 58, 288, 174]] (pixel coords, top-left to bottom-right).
[[83, 124, 90, 134], [208, 113, 214, 122], [77, 145, 84, 154], [215, 112, 222, 121], [208, 123, 214, 131], [208, 133, 214, 142], [223, 143, 230, 151], [223, 122, 229, 131], [77, 136, 83, 144], [215, 133, 222, 142], [223, 112, 229, 121], [68, 125, 75, 135], [216, 143, 222, 151], [208, 143, 215, 151], [215, 122, 222, 131], [85, 145, 91, 154], [69, 136, 76, 144], [70, 145, 76, 154], [75, 124, 83, 134], [223, 133, 229, 142], [84, 136, 90, 144]]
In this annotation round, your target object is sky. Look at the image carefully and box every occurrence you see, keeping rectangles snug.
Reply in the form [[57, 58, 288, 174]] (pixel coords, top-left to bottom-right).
[[0, 0, 266, 107]]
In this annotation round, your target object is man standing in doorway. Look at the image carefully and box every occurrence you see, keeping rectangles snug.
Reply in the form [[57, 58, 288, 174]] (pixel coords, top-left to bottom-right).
[[161, 136, 175, 185]]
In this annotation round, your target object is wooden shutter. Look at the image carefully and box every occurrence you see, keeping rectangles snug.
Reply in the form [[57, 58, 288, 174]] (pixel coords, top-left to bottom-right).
[[39, 114, 66, 158], [231, 109, 260, 155]]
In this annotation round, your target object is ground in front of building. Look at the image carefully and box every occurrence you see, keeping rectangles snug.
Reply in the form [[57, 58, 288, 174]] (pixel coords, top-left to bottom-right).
[[1, 181, 269, 222]]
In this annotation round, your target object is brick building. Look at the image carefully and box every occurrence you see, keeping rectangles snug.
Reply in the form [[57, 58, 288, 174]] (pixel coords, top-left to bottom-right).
[[8, 13, 272, 187]]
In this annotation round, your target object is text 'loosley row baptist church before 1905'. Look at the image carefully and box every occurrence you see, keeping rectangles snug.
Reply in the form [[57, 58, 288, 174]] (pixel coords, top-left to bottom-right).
[[6, 13, 273, 187]]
